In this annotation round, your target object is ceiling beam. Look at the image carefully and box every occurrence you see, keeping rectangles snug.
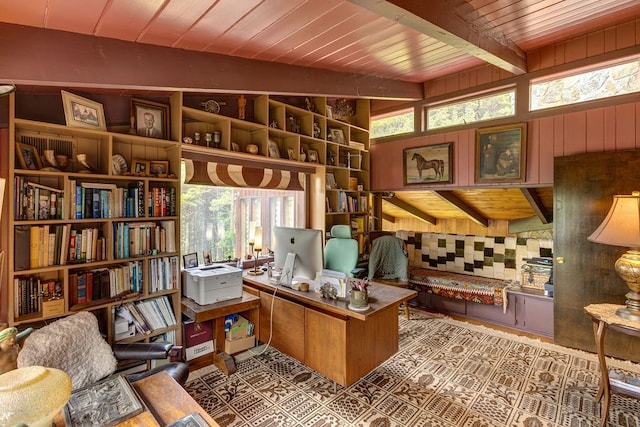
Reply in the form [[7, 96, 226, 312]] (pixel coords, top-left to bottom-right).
[[434, 191, 489, 227], [508, 216, 553, 234], [0, 23, 423, 100], [385, 197, 436, 224], [382, 213, 396, 223], [348, 0, 527, 75], [520, 188, 553, 224]]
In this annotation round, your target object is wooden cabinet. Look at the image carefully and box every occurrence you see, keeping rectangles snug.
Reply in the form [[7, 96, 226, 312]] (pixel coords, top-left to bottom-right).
[[258, 291, 306, 362], [511, 290, 554, 337], [4, 91, 183, 353]]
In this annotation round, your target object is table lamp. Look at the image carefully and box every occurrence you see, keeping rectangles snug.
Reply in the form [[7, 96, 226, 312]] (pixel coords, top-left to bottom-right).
[[588, 191, 640, 321], [248, 225, 264, 276], [0, 366, 72, 427]]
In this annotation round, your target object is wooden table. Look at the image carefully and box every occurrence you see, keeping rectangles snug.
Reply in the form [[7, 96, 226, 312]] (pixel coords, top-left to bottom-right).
[[55, 371, 219, 426], [182, 290, 261, 374], [243, 272, 417, 387], [584, 304, 640, 427]]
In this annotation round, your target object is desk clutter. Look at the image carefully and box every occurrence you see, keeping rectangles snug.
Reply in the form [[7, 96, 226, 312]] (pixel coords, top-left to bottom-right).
[[224, 314, 255, 354]]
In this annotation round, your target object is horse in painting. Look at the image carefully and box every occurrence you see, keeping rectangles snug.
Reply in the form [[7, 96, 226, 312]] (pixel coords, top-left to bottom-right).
[[411, 152, 444, 180]]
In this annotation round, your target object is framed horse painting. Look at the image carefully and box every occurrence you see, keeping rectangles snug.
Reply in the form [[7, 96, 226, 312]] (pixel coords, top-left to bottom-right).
[[475, 123, 527, 183], [403, 142, 453, 185]]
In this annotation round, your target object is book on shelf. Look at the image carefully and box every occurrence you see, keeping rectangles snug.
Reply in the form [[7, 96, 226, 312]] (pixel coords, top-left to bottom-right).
[[70, 180, 144, 219], [148, 185, 177, 217], [14, 176, 64, 220]]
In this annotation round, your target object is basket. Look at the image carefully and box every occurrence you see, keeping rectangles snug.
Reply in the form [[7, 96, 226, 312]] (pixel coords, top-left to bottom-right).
[[521, 263, 552, 290]]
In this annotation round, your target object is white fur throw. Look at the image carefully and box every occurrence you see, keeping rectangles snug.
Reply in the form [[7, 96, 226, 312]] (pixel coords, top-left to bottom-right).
[[17, 311, 117, 390]]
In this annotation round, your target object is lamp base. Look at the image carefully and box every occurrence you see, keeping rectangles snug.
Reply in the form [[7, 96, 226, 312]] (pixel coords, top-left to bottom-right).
[[247, 269, 264, 276], [615, 306, 640, 322]]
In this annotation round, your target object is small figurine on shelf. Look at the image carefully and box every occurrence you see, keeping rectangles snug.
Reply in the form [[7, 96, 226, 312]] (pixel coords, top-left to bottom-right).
[[238, 95, 246, 120], [313, 122, 321, 138]]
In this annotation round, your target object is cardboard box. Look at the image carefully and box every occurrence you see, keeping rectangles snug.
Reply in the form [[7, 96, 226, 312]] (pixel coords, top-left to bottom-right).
[[42, 298, 64, 317], [183, 319, 214, 361], [224, 335, 255, 354], [225, 315, 252, 341]]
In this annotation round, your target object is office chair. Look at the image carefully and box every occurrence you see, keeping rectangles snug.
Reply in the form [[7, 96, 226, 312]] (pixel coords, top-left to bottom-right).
[[324, 225, 365, 278], [17, 311, 189, 391]]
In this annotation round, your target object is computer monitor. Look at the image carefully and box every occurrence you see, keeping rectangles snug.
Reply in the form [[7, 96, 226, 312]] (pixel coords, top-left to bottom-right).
[[272, 226, 324, 281]]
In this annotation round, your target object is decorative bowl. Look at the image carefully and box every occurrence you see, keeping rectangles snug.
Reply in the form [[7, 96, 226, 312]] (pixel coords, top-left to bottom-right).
[[246, 144, 259, 154]]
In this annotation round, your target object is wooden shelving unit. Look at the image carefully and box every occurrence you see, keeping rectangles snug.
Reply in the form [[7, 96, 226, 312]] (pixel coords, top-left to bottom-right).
[[5, 91, 183, 354]]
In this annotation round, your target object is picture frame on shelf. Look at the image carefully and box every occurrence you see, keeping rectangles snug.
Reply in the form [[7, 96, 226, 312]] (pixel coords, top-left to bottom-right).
[[403, 142, 453, 185], [328, 128, 346, 144], [475, 123, 527, 183], [326, 172, 337, 189], [183, 252, 198, 268], [61, 90, 107, 131], [131, 98, 170, 140], [267, 139, 281, 158], [203, 250, 212, 265], [15, 143, 42, 170], [231, 142, 240, 152], [149, 160, 169, 177], [308, 149, 319, 163], [132, 159, 149, 176], [287, 148, 296, 161]]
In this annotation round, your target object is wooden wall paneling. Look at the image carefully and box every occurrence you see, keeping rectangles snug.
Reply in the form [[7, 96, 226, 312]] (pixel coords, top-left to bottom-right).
[[615, 104, 637, 150], [564, 111, 588, 155], [616, 20, 637, 49], [564, 35, 588, 63], [585, 108, 606, 152], [604, 105, 618, 151], [586, 30, 606, 57]]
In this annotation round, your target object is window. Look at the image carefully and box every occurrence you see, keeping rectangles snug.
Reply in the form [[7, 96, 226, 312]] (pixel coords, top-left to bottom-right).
[[181, 177, 305, 265], [426, 89, 515, 130], [371, 109, 414, 138], [530, 57, 640, 111]]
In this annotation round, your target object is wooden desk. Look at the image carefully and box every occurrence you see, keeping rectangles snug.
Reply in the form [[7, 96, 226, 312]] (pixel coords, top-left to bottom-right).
[[243, 272, 417, 387], [55, 371, 219, 426], [182, 290, 261, 373], [584, 304, 640, 427]]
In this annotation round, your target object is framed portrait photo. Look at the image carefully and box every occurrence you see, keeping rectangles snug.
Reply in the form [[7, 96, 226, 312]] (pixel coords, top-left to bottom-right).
[[403, 142, 453, 185], [328, 128, 346, 144], [131, 98, 170, 140], [61, 90, 106, 131], [132, 159, 149, 176], [15, 143, 42, 170], [183, 252, 198, 268], [307, 149, 319, 163], [475, 123, 527, 183], [267, 139, 281, 158], [149, 160, 169, 177]]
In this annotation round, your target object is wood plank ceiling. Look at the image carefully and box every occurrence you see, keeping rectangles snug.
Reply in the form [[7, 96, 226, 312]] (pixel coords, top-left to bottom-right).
[[0, 0, 637, 226]]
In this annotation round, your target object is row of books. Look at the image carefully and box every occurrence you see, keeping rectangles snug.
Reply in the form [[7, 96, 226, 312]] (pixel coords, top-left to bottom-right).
[[116, 296, 177, 336], [14, 177, 65, 220], [149, 256, 179, 292], [69, 261, 144, 306], [337, 192, 368, 213], [13, 277, 61, 316], [112, 220, 176, 259], [148, 185, 177, 217], [71, 180, 145, 220]]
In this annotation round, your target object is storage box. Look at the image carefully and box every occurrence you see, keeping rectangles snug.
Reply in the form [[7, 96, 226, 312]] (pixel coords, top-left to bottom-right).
[[182, 263, 242, 305], [225, 315, 252, 341], [42, 298, 65, 317], [183, 319, 214, 361], [224, 335, 255, 354], [521, 263, 552, 290]]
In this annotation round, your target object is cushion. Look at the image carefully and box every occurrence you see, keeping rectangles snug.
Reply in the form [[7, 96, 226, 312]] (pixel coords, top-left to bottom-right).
[[17, 311, 117, 390]]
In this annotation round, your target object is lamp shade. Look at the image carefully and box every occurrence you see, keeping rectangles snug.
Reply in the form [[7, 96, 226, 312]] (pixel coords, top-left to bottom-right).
[[588, 192, 640, 248]]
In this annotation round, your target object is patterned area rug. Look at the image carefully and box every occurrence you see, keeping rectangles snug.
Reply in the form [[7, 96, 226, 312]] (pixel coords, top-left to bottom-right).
[[185, 310, 640, 426]]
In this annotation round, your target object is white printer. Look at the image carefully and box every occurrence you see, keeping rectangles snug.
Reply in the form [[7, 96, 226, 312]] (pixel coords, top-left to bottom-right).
[[182, 263, 243, 305]]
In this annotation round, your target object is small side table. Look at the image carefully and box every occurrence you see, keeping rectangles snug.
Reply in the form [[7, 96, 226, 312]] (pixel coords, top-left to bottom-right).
[[584, 304, 640, 427]]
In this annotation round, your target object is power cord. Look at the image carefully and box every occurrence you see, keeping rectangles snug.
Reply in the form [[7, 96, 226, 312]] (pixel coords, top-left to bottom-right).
[[248, 283, 278, 356]]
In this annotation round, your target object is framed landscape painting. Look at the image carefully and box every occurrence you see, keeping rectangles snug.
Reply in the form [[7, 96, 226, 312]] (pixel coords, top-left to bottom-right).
[[403, 142, 453, 185], [475, 123, 527, 183]]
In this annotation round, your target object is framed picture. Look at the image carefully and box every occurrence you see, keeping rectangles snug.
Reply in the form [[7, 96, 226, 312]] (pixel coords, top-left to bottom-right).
[[149, 160, 169, 177], [326, 172, 337, 189], [308, 149, 319, 163], [475, 123, 527, 183], [15, 143, 42, 170], [183, 252, 198, 268], [131, 98, 170, 139], [203, 250, 212, 265], [132, 159, 149, 175], [287, 148, 296, 160], [61, 90, 107, 131], [403, 142, 453, 185], [267, 139, 281, 158], [328, 128, 346, 144], [231, 142, 240, 152]]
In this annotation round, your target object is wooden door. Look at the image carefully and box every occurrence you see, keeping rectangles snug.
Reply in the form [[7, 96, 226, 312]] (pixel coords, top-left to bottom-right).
[[554, 150, 640, 361]]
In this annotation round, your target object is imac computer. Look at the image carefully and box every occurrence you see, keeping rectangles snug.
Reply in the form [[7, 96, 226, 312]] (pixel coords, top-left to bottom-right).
[[272, 226, 324, 283]]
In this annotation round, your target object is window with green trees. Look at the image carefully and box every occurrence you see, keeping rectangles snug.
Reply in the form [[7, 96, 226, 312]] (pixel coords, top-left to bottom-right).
[[426, 90, 515, 130]]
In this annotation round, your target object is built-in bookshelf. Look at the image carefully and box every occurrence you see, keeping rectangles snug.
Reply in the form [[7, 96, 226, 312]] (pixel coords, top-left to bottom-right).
[[180, 94, 371, 249], [5, 91, 182, 352]]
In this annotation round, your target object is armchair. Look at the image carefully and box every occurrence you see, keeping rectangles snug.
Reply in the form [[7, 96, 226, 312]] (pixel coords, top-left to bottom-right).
[[324, 225, 365, 278], [17, 311, 189, 391]]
